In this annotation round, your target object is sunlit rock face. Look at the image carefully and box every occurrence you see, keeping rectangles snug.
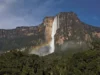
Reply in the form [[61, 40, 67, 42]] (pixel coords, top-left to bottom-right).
[[55, 12, 100, 51], [92, 32, 100, 38], [44, 17, 54, 43], [43, 15, 60, 54], [29, 12, 100, 55], [29, 16, 60, 56], [0, 26, 43, 38], [0, 12, 100, 56]]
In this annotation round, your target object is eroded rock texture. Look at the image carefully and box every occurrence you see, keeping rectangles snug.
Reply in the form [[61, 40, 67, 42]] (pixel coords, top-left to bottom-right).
[[0, 12, 100, 53]]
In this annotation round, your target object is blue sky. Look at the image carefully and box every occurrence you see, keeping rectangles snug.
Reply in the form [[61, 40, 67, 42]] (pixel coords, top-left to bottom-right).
[[0, 0, 100, 29]]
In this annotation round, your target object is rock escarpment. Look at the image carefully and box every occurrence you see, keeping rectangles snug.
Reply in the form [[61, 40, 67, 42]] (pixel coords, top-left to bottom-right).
[[54, 12, 100, 50], [0, 25, 46, 52], [43, 17, 54, 43], [0, 12, 100, 54]]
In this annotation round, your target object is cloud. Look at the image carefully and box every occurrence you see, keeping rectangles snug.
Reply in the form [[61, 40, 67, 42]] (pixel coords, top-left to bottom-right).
[[0, 0, 16, 13], [93, 16, 99, 20], [0, 0, 64, 29]]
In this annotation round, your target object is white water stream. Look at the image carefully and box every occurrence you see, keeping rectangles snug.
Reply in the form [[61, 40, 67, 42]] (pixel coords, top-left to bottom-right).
[[49, 16, 58, 53]]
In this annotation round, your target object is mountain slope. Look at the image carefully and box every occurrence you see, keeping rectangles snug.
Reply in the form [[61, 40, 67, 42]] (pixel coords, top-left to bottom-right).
[[55, 12, 100, 51], [0, 24, 45, 52], [0, 12, 100, 53]]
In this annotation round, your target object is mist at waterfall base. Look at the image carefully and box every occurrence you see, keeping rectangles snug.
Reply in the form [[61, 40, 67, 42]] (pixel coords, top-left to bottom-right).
[[58, 41, 89, 53], [29, 16, 58, 56]]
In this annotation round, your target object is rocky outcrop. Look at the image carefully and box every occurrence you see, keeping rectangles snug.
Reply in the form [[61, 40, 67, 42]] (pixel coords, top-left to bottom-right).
[[0, 26, 44, 38], [0, 12, 100, 53], [0, 24, 45, 51], [92, 32, 100, 38], [54, 12, 100, 50], [43, 17, 54, 43]]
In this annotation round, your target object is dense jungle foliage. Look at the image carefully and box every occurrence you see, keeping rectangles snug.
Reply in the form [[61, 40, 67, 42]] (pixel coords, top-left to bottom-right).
[[0, 40, 100, 75]]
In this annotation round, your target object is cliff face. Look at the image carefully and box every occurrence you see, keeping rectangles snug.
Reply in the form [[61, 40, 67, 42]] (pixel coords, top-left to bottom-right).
[[0, 24, 46, 51], [55, 12, 100, 50], [0, 26, 44, 38], [0, 12, 100, 53], [43, 17, 54, 43]]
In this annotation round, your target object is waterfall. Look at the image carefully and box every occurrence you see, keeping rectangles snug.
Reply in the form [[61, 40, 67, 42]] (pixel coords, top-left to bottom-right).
[[29, 16, 59, 56], [49, 16, 58, 53]]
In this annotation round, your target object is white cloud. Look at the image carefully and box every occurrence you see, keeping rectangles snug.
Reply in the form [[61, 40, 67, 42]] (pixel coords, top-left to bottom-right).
[[0, 0, 16, 12], [0, 0, 63, 29], [93, 16, 98, 20]]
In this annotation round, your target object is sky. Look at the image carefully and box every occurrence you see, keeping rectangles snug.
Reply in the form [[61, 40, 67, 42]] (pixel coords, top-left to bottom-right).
[[0, 0, 100, 29]]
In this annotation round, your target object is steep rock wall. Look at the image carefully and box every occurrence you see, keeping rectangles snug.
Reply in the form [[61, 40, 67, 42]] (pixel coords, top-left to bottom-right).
[[43, 17, 54, 43]]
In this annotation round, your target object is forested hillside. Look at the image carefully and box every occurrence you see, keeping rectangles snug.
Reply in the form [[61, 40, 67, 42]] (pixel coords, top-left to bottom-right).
[[0, 40, 100, 75]]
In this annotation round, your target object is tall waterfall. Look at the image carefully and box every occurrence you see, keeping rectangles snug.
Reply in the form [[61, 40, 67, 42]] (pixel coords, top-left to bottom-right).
[[29, 16, 59, 56], [49, 16, 59, 53]]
